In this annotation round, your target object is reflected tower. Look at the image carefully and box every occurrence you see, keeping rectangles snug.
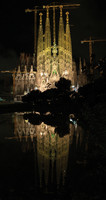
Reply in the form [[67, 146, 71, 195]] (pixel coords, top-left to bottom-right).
[[11, 112, 89, 192]]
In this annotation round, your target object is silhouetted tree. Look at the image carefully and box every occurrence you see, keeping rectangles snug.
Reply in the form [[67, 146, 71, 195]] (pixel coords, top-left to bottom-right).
[[55, 77, 71, 92], [22, 89, 41, 103]]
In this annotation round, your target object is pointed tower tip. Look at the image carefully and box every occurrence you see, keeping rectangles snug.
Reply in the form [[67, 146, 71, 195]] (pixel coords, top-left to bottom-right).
[[59, 5, 63, 17], [66, 12, 69, 24], [46, 6, 49, 18], [39, 12, 43, 25]]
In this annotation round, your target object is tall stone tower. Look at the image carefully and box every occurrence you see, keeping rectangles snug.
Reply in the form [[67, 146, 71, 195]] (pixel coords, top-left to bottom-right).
[[37, 13, 44, 73], [13, 5, 81, 101], [58, 6, 65, 76], [36, 6, 76, 91], [65, 12, 72, 77], [44, 6, 51, 75]]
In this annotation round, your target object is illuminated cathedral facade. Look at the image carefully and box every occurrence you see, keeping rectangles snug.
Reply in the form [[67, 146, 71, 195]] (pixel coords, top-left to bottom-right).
[[13, 6, 87, 101], [36, 7, 77, 91]]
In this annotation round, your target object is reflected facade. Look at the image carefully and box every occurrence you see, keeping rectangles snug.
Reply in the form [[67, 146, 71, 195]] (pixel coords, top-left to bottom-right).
[[13, 112, 88, 192]]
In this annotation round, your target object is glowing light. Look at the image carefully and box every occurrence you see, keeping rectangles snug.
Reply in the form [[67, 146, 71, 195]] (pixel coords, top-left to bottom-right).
[[24, 91, 27, 95], [69, 117, 77, 126], [64, 70, 68, 75]]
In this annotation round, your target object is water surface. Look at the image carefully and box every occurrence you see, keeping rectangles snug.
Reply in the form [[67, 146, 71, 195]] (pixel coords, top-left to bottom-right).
[[0, 112, 105, 200]]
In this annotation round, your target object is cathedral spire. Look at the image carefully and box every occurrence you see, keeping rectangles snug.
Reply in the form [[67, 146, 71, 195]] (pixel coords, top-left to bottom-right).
[[37, 12, 44, 72], [37, 13, 43, 54], [45, 6, 51, 50], [65, 12, 72, 52], [60, 5, 62, 17], [39, 12, 43, 25], [53, 7, 56, 45], [66, 11, 69, 24], [65, 11, 72, 72], [58, 5, 65, 75], [58, 5, 64, 48], [44, 6, 51, 74], [46, 5, 49, 18]]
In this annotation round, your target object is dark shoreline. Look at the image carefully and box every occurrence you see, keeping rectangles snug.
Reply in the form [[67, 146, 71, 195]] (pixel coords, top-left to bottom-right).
[[0, 102, 34, 114]]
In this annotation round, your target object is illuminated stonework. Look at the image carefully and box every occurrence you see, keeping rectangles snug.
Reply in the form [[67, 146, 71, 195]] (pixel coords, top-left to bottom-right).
[[13, 7, 87, 101], [36, 8, 76, 91], [14, 65, 36, 101]]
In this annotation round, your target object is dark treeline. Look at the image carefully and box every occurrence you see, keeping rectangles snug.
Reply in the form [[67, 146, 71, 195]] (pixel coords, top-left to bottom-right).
[[22, 76, 106, 114], [22, 78, 78, 114]]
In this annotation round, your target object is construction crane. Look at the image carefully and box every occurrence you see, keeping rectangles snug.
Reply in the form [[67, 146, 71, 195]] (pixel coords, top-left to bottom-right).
[[81, 36, 106, 65], [25, 3, 80, 65]]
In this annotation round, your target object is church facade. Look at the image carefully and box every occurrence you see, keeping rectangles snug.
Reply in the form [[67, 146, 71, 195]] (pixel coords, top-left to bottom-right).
[[14, 6, 87, 102], [36, 7, 77, 91]]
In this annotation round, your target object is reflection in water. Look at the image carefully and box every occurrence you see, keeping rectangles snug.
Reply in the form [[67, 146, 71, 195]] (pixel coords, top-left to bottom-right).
[[8, 112, 88, 193]]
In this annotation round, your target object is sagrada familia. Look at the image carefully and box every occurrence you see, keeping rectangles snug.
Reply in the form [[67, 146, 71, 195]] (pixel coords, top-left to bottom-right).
[[14, 6, 87, 101]]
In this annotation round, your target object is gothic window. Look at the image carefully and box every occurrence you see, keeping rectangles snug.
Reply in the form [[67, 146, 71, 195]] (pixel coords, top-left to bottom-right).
[[53, 70, 57, 75]]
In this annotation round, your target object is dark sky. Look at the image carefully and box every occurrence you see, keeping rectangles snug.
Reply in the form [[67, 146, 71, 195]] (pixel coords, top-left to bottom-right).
[[0, 0, 106, 70]]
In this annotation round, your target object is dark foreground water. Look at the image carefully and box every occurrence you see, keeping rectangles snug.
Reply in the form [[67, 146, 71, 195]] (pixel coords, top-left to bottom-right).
[[0, 112, 105, 200]]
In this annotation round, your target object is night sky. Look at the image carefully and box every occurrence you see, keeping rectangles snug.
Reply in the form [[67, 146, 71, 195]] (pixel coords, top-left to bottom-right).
[[0, 0, 106, 70]]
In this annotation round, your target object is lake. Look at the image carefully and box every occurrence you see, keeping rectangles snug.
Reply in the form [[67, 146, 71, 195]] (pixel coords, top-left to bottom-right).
[[0, 111, 105, 200]]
